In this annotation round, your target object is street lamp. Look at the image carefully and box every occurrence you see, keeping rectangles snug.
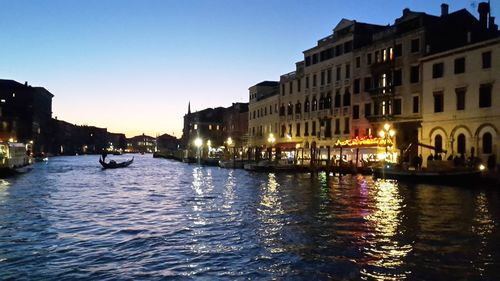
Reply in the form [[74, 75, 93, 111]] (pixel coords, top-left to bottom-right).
[[226, 137, 234, 160], [379, 123, 395, 162], [267, 133, 276, 160]]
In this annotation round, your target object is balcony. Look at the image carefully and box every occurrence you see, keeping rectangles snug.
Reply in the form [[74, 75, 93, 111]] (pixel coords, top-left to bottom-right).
[[333, 108, 340, 117], [366, 114, 395, 123], [295, 113, 302, 120], [317, 109, 327, 118], [370, 59, 395, 74], [368, 86, 394, 97], [343, 106, 350, 116]]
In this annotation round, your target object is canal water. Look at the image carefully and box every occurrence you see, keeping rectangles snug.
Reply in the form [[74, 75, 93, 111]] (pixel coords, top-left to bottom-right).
[[1, 154, 499, 280]]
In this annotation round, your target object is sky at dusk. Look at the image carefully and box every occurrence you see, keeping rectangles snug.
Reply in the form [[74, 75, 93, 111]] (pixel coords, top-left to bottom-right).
[[0, 0, 490, 137]]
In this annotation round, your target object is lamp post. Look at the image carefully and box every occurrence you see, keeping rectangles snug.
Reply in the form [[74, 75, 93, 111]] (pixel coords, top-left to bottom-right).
[[226, 137, 233, 160], [194, 137, 202, 164], [379, 123, 395, 162], [267, 133, 276, 160]]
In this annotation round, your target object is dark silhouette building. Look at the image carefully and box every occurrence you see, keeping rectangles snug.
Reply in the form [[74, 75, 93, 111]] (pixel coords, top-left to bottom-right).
[[0, 79, 53, 153]]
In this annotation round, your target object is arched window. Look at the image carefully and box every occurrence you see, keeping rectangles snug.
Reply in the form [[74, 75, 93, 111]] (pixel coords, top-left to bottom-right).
[[343, 90, 351, 106], [483, 132, 492, 154], [319, 95, 324, 110], [335, 92, 341, 108], [312, 97, 318, 111], [304, 99, 310, 112], [281, 125, 286, 137], [325, 94, 332, 109], [287, 103, 293, 115], [435, 134, 443, 153], [295, 102, 302, 114], [457, 134, 466, 155]]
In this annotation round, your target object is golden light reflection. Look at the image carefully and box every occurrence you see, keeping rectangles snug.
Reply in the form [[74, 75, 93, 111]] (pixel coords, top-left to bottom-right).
[[362, 179, 413, 280], [257, 173, 286, 254]]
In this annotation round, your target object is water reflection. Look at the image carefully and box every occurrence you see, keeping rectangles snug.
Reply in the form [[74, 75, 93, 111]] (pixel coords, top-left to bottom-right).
[[472, 191, 495, 276], [0, 179, 11, 204], [1, 156, 500, 279], [361, 179, 412, 280], [258, 173, 285, 255]]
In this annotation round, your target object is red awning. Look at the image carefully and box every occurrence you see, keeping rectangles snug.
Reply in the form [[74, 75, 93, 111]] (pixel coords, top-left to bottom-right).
[[275, 142, 299, 150]]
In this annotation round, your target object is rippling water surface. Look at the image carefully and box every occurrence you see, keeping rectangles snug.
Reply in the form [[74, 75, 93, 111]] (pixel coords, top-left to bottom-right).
[[1, 155, 499, 280]]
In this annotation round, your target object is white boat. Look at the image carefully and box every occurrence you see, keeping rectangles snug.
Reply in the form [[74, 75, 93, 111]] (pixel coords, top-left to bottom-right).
[[0, 142, 33, 176]]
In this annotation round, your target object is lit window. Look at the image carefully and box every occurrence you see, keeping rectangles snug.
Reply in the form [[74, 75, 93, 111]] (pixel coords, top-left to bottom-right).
[[209, 125, 212, 130], [217, 125, 220, 130], [194, 124, 198, 130], [12, 93, 15, 98]]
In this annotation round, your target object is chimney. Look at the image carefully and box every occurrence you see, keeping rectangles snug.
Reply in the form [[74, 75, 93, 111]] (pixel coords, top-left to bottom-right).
[[24, 81, 28, 86], [478, 2, 490, 29], [441, 3, 449, 17]]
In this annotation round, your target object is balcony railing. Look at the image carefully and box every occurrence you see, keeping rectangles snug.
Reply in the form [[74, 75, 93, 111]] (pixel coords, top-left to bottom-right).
[[368, 86, 394, 97]]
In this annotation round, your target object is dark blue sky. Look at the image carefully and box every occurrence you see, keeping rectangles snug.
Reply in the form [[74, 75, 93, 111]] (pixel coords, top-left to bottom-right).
[[0, 0, 490, 136]]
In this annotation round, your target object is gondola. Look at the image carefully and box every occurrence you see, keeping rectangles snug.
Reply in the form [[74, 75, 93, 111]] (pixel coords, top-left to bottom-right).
[[99, 157, 134, 169]]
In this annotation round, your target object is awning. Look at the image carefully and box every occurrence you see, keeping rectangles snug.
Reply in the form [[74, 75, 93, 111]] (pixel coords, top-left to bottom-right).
[[275, 142, 300, 150]]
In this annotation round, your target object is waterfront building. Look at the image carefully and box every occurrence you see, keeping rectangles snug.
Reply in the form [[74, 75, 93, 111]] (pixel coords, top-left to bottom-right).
[[181, 102, 249, 159], [222, 102, 249, 158], [127, 134, 156, 153], [107, 132, 127, 152], [248, 81, 279, 159], [156, 133, 179, 153], [420, 37, 500, 167], [280, 20, 386, 164], [353, 3, 498, 164], [256, 2, 498, 166], [0, 79, 53, 153]]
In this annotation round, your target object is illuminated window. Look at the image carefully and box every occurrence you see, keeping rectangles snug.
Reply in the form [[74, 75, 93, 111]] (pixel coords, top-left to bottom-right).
[[389, 47, 394, 60], [209, 125, 212, 130], [217, 125, 220, 130], [194, 124, 198, 130]]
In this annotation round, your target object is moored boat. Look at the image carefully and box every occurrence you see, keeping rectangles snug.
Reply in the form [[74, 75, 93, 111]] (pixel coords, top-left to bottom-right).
[[0, 142, 33, 176], [219, 159, 254, 169], [244, 159, 309, 173], [373, 166, 482, 185]]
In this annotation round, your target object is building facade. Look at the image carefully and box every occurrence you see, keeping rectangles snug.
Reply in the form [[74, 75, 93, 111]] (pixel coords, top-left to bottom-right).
[[249, 2, 499, 166], [420, 37, 500, 167], [0, 79, 54, 153]]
